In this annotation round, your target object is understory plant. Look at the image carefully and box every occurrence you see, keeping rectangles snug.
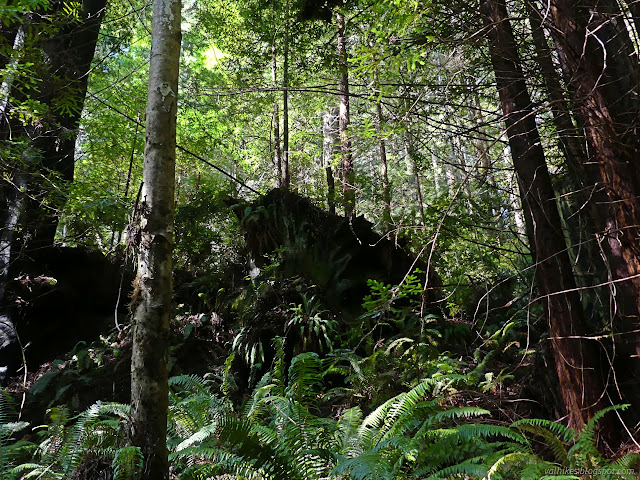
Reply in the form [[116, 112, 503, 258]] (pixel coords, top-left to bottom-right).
[[1, 399, 141, 480], [3, 362, 638, 479]]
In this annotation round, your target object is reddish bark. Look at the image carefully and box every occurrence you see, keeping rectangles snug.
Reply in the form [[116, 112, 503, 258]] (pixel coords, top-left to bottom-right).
[[481, 0, 609, 429], [545, 0, 640, 421]]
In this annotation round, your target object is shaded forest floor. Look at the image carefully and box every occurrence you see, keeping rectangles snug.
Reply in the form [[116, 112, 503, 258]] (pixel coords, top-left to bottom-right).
[[1, 190, 638, 479]]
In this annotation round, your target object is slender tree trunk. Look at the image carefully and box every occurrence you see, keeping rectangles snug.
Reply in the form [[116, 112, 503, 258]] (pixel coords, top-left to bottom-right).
[[0, 25, 27, 301], [322, 108, 339, 214], [271, 41, 282, 187], [469, 92, 494, 187], [0, 26, 24, 120], [374, 73, 391, 232], [408, 136, 426, 227], [545, 0, 640, 425], [481, 0, 609, 430], [0, 26, 18, 74], [115, 124, 139, 247], [129, 0, 181, 476], [281, 0, 290, 189], [326, 167, 336, 214], [336, 8, 354, 217]]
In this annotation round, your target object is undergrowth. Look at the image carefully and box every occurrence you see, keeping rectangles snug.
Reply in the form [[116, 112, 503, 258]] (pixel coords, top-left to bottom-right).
[[1, 274, 637, 479]]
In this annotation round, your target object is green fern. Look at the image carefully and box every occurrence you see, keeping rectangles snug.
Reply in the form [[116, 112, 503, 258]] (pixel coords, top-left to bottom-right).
[[286, 352, 323, 404], [112, 446, 143, 480], [8, 401, 130, 479], [511, 417, 572, 466], [0, 390, 35, 480], [570, 404, 627, 460], [505, 405, 639, 480], [486, 451, 551, 479]]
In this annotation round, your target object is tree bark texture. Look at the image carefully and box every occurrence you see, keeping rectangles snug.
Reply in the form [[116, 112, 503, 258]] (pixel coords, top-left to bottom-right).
[[282, 0, 290, 189], [336, 9, 355, 217], [129, 0, 181, 477], [405, 129, 426, 227], [322, 107, 339, 214], [271, 41, 282, 185], [481, 0, 608, 430], [374, 77, 391, 233], [0, 0, 105, 306], [0, 0, 106, 262], [544, 0, 640, 421], [526, 0, 610, 310]]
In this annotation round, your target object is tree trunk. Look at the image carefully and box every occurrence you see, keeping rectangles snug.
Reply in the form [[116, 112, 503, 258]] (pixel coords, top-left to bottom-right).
[[404, 127, 426, 227], [1, 0, 105, 306], [0, 26, 18, 74], [129, 0, 181, 477], [322, 107, 339, 214], [544, 0, 640, 426], [0, 0, 106, 253], [271, 41, 282, 186], [336, 8, 354, 217], [374, 74, 391, 232], [281, 0, 290, 189], [326, 167, 336, 215], [481, 0, 609, 430], [526, 0, 610, 310], [470, 92, 494, 187]]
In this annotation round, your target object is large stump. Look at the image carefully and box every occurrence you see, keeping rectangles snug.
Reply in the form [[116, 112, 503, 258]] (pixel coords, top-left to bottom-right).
[[231, 189, 441, 319]]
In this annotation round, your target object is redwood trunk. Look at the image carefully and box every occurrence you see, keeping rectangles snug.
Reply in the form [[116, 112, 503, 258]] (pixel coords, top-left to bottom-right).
[[0, 0, 105, 253], [0, 0, 105, 303], [545, 0, 640, 420], [481, 0, 608, 429], [526, 0, 608, 303]]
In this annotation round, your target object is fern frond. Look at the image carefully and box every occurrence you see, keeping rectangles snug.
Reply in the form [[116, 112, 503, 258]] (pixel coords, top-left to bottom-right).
[[467, 350, 494, 385], [337, 407, 364, 452], [512, 422, 569, 465], [249, 424, 278, 446], [92, 402, 131, 419], [286, 352, 323, 404], [456, 423, 527, 443], [175, 423, 218, 451], [169, 374, 208, 394], [215, 414, 302, 480], [10, 461, 63, 479], [112, 446, 143, 480], [614, 452, 640, 470], [487, 451, 547, 479], [332, 450, 394, 480], [272, 336, 286, 397], [242, 383, 275, 420], [427, 458, 488, 479], [571, 404, 628, 460], [511, 417, 573, 442], [431, 406, 490, 423]]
